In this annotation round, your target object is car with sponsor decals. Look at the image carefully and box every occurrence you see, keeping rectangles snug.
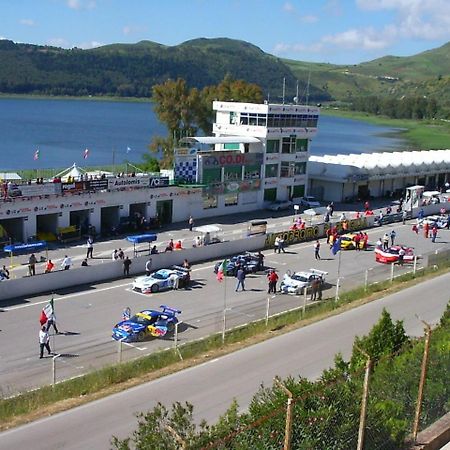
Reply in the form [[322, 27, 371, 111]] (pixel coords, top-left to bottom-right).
[[280, 268, 328, 295], [418, 215, 448, 229], [213, 252, 264, 277], [112, 305, 181, 342], [374, 245, 415, 264], [340, 233, 365, 250], [132, 266, 190, 294]]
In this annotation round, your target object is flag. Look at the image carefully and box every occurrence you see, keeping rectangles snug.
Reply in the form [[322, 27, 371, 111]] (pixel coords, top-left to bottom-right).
[[126, 146, 131, 154], [33, 149, 40, 160], [83, 148, 89, 159], [216, 259, 228, 282], [331, 237, 342, 255], [39, 298, 54, 326]]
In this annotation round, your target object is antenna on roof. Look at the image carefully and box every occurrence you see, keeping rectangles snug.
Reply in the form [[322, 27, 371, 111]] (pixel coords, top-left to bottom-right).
[[306, 72, 311, 105], [294, 80, 299, 104], [282, 77, 286, 105]]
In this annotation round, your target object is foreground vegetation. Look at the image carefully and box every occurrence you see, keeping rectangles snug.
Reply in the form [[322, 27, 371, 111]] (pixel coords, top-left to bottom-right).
[[112, 305, 449, 449], [1, 260, 449, 434]]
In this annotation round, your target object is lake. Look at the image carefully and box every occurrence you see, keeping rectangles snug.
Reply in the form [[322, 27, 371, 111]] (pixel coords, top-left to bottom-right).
[[0, 97, 405, 171]]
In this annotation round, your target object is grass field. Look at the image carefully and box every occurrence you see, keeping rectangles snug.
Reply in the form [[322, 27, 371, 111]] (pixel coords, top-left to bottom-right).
[[321, 108, 450, 150]]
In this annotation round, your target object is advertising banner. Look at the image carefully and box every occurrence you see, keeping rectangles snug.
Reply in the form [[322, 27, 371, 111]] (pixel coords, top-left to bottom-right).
[[203, 179, 261, 195], [62, 181, 85, 193], [200, 152, 263, 168], [149, 177, 170, 188], [108, 176, 150, 190], [6, 183, 62, 198], [86, 179, 108, 191]]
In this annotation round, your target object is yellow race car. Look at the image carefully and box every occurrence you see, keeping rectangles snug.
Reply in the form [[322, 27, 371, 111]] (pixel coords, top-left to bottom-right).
[[340, 233, 365, 250]]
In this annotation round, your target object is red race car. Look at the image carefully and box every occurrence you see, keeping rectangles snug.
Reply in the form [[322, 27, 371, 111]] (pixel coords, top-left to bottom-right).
[[374, 245, 415, 264]]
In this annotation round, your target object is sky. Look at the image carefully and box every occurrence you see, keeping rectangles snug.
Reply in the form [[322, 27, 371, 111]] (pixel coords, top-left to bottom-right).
[[1, 0, 450, 65]]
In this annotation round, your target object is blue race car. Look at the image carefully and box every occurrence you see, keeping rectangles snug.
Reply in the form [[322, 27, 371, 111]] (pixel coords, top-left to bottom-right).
[[112, 305, 181, 342]]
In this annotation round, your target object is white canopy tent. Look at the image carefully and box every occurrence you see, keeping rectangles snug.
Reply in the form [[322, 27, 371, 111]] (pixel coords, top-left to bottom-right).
[[54, 163, 88, 181]]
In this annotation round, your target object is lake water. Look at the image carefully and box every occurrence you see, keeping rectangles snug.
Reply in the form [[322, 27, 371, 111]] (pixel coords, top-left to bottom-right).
[[0, 98, 405, 171]]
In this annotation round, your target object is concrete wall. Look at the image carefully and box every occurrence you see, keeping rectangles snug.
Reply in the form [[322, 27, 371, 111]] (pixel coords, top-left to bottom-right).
[[0, 235, 266, 301]]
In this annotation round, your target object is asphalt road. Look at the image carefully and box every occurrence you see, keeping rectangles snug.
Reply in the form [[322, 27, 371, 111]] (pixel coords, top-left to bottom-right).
[[0, 218, 448, 396], [0, 273, 448, 450]]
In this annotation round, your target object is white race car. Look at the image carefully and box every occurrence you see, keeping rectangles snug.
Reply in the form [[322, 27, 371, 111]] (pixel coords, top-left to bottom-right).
[[418, 215, 448, 229], [280, 268, 328, 295], [132, 266, 190, 294]]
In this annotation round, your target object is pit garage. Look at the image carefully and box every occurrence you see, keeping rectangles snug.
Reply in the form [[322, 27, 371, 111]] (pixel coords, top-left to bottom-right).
[[36, 213, 59, 241], [0, 217, 24, 243], [70, 209, 91, 235], [101, 206, 120, 235]]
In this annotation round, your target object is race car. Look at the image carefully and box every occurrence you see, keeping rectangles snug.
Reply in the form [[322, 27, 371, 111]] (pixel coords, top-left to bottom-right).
[[112, 305, 181, 342], [280, 268, 328, 295], [374, 245, 415, 264], [213, 252, 264, 277], [132, 266, 190, 294], [418, 215, 448, 229], [340, 233, 365, 250]]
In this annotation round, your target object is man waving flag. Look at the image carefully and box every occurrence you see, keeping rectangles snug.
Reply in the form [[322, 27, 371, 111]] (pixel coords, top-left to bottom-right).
[[216, 259, 228, 282], [39, 297, 54, 326]]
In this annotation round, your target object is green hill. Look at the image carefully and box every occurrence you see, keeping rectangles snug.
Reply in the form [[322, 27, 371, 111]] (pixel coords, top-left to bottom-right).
[[0, 38, 329, 101], [284, 41, 450, 104]]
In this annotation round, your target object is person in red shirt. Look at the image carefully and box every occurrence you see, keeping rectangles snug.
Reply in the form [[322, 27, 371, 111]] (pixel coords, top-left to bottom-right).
[[423, 222, 430, 238], [267, 270, 279, 294]]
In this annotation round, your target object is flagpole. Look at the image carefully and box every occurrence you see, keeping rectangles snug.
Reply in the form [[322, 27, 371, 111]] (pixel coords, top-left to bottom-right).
[[221, 273, 227, 344], [112, 148, 116, 175], [335, 249, 342, 301]]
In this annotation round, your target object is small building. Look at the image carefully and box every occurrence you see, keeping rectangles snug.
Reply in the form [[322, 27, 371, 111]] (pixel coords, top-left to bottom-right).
[[308, 150, 450, 202]]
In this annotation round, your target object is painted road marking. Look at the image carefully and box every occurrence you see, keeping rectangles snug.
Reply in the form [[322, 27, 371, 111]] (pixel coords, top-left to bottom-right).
[[121, 342, 147, 351]]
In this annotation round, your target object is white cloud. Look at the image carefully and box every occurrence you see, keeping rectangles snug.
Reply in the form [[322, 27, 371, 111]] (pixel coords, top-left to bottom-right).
[[356, 0, 450, 40], [322, 27, 391, 50], [122, 25, 148, 36], [74, 40, 103, 49], [66, 0, 96, 10], [19, 19, 35, 26], [273, 41, 325, 55], [283, 2, 295, 13], [47, 37, 70, 48]]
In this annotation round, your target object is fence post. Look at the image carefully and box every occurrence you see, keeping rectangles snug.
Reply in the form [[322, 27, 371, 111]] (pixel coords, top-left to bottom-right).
[[335, 278, 340, 302], [303, 287, 308, 316], [364, 269, 369, 291], [52, 354, 61, 387], [117, 339, 123, 363], [274, 376, 294, 450], [266, 296, 270, 326], [390, 262, 394, 282], [412, 321, 432, 443], [413, 255, 417, 275], [357, 348, 372, 450]]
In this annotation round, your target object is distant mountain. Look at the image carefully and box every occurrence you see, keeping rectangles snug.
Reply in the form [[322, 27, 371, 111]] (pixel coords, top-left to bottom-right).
[[284, 41, 450, 104], [0, 38, 329, 101]]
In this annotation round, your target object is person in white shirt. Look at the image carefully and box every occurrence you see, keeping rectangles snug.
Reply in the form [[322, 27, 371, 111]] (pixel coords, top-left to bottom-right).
[[61, 255, 71, 270], [145, 258, 152, 276], [39, 326, 52, 359], [169, 273, 179, 290], [46, 312, 59, 334]]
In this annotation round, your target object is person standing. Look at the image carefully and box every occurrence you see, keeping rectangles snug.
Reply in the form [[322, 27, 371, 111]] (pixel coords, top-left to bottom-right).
[[402, 210, 408, 225], [235, 267, 246, 292], [382, 233, 389, 250], [274, 236, 281, 253], [431, 226, 438, 243], [188, 216, 194, 232], [310, 278, 321, 301], [39, 326, 52, 359], [354, 233, 361, 251], [46, 311, 59, 334], [44, 259, 55, 273], [118, 248, 125, 259], [61, 255, 71, 270], [28, 253, 37, 276], [267, 270, 278, 294], [123, 256, 132, 277], [278, 236, 286, 253], [423, 221, 430, 239], [145, 258, 152, 276], [112, 249, 118, 260], [412, 224, 419, 235], [86, 236, 94, 259], [314, 240, 321, 260], [398, 247, 406, 265], [390, 230, 397, 246], [257, 251, 265, 270], [0, 265, 9, 279]]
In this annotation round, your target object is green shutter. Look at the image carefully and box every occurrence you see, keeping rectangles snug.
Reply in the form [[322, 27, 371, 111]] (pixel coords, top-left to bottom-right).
[[264, 188, 277, 202]]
